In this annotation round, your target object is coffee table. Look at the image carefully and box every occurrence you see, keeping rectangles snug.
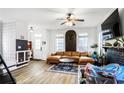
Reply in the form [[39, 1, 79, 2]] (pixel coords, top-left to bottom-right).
[[59, 58, 74, 70], [59, 58, 74, 63]]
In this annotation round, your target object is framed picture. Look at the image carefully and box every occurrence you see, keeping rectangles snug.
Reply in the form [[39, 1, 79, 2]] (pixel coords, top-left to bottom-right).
[[42, 41, 46, 45]]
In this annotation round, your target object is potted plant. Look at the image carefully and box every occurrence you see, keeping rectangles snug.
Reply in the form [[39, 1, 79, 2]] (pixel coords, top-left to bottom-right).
[[90, 43, 98, 56], [90, 43, 98, 49]]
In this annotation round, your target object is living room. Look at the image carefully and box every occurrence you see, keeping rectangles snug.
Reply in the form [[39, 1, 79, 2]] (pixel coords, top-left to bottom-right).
[[1, 8, 124, 84]]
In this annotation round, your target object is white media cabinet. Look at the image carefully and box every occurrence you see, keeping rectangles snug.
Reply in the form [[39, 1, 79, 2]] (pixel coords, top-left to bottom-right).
[[16, 50, 31, 65]]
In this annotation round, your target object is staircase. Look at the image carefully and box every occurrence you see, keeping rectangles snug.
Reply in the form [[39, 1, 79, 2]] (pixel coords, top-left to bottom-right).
[[0, 54, 16, 84]]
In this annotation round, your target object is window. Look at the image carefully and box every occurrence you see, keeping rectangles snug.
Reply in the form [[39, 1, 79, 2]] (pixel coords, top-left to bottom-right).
[[56, 35, 64, 51], [35, 39, 41, 49], [34, 34, 42, 50], [78, 33, 88, 52]]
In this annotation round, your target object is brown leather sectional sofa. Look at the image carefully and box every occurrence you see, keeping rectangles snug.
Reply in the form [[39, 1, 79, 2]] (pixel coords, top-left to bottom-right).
[[47, 51, 95, 65]]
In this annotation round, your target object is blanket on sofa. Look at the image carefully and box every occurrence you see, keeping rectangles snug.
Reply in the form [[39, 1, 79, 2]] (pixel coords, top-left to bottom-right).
[[84, 63, 124, 84]]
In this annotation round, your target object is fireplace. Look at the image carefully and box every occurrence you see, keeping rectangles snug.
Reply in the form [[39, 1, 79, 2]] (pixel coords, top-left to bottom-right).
[[105, 47, 124, 65]]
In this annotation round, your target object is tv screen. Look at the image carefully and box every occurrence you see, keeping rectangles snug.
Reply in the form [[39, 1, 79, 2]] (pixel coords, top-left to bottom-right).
[[16, 39, 28, 51], [101, 9, 122, 40]]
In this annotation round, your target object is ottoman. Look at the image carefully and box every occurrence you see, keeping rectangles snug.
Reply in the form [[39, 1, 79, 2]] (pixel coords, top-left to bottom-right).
[[79, 56, 95, 65], [47, 55, 61, 64]]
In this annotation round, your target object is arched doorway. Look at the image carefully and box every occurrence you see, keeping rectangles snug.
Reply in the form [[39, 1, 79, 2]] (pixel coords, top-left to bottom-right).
[[65, 30, 76, 51]]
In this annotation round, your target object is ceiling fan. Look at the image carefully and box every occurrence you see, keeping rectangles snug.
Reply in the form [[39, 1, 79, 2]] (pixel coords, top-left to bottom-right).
[[56, 10, 84, 26]]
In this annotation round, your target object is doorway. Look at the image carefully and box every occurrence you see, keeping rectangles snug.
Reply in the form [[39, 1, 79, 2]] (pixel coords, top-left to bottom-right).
[[65, 30, 76, 51], [33, 34, 42, 59]]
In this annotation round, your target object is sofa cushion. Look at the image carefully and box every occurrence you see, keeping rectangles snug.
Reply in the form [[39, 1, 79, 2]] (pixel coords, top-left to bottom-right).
[[87, 52, 92, 57], [63, 51, 72, 56], [61, 56, 70, 58], [47, 55, 61, 61], [72, 52, 80, 56], [61, 56, 79, 59], [79, 57, 95, 64], [56, 52, 64, 56], [51, 53, 57, 56], [70, 56, 80, 59], [69, 56, 79, 61], [80, 52, 88, 56]]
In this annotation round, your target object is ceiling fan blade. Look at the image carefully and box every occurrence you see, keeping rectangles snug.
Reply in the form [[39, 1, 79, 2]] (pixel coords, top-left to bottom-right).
[[60, 22, 66, 25], [56, 18, 65, 20], [75, 19, 84, 21]]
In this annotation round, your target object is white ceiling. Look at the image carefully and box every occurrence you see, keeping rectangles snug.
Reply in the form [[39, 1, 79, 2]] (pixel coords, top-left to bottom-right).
[[0, 8, 112, 29]]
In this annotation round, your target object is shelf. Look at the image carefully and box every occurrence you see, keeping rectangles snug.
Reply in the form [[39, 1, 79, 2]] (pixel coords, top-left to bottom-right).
[[103, 46, 124, 49], [16, 50, 31, 65], [103, 46, 124, 52], [103, 46, 113, 48], [16, 50, 31, 53]]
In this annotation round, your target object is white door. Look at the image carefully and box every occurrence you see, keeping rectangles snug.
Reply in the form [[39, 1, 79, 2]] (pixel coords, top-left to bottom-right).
[[33, 34, 42, 59]]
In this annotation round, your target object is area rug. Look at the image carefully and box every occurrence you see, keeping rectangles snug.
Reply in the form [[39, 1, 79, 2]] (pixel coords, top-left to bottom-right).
[[48, 63, 78, 75]]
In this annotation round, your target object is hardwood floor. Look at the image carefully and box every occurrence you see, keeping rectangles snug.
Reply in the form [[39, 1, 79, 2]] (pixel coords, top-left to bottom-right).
[[11, 61, 77, 84]]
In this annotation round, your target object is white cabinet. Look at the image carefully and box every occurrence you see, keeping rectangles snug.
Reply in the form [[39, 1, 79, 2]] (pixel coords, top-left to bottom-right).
[[16, 50, 31, 65]]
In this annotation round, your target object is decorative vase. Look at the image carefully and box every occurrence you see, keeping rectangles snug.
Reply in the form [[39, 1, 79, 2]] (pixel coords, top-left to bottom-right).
[[113, 41, 120, 47]]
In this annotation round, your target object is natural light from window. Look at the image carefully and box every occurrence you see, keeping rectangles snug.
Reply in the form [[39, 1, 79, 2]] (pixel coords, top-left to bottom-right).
[[78, 33, 88, 52], [56, 34, 64, 51]]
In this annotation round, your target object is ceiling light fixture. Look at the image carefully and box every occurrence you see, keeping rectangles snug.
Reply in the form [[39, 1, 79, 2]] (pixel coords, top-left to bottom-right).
[[65, 14, 76, 26], [57, 12, 84, 26], [65, 21, 74, 26]]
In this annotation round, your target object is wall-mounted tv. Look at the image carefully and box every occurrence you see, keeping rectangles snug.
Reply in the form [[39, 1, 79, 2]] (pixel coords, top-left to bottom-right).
[[101, 9, 122, 40]]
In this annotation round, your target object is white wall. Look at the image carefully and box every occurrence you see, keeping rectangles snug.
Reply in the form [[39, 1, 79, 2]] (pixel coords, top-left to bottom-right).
[[29, 24, 49, 60], [0, 21, 2, 55], [2, 21, 16, 67], [48, 27, 98, 55], [2, 21, 28, 67], [2, 22, 49, 62], [16, 22, 28, 40]]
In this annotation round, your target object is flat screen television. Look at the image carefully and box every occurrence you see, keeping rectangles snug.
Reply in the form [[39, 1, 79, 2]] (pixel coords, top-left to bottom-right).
[[101, 9, 122, 40], [16, 39, 28, 51]]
